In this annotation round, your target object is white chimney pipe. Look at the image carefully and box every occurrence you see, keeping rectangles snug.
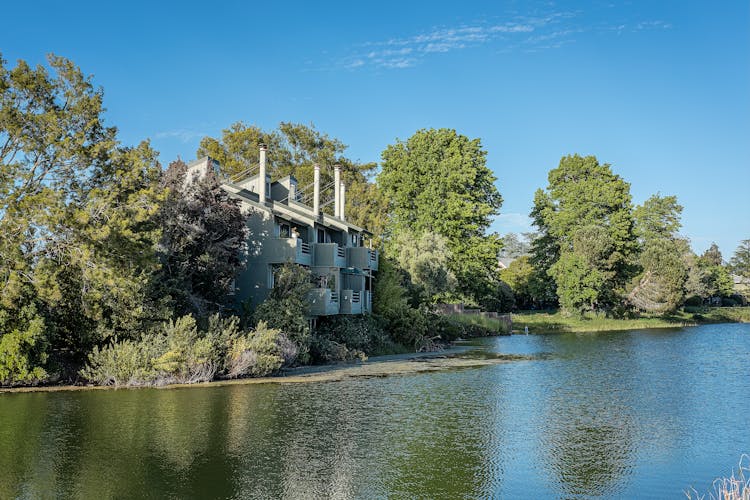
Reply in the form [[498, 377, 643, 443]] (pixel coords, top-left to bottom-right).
[[334, 164, 341, 218], [313, 163, 320, 216], [258, 144, 267, 202], [340, 181, 346, 222]]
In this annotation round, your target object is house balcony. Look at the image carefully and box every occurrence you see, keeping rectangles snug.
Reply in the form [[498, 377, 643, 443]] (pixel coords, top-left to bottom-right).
[[309, 288, 340, 316], [313, 243, 347, 268], [340, 289, 363, 315], [347, 247, 379, 271], [264, 238, 312, 266]]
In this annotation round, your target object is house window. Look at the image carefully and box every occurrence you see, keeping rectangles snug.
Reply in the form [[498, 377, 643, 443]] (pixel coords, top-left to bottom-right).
[[351, 233, 359, 246], [279, 222, 291, 238], [317, 228, 325, 243]]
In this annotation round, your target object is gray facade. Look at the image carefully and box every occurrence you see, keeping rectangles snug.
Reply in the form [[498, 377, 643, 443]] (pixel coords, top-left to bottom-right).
[[187, 154, 378, 316]]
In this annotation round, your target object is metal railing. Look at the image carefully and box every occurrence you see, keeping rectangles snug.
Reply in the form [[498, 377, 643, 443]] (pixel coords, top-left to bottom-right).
[[229, 162, 260, 183], [330, 292, 339, 303], [300, 242, 311, 254]]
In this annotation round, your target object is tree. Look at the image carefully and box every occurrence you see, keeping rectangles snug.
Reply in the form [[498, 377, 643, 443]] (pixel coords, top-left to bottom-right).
[[499, 233, 530, 259], [730, 239, 750, 278], [531, 154, 637, 313], [197, 122, 385, 235], [379, 128, 503, 304], [389, 231, 456, 303], [701, 242, 723, 266], [500, 256, 535, 309], [628, 194, 688, 313], [633, 194, 683, 242], [155, 160, 247, 317], [0, 54, 164, 380]]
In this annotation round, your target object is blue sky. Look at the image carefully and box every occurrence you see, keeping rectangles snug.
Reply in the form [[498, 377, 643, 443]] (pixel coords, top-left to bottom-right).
[[2, 1, 748, 257]]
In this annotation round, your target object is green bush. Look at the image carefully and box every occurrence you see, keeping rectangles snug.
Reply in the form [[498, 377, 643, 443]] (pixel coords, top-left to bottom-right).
[[225, 321, 292, 377], [313, 315, 396, 358], [0, 306, 49, 386], [254, 263, 313, 363]]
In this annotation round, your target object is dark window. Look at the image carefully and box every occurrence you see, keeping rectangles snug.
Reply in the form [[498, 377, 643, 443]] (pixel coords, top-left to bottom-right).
[[317, 228, 325, 243], [279, 223, 291, 238]]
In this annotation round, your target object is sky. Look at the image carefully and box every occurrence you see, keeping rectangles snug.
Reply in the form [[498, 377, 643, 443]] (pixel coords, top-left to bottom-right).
[[2, 0, 748, 257]]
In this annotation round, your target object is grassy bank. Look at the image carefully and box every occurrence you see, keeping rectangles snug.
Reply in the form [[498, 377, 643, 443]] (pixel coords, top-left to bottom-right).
[[451, 307, 750, 335]]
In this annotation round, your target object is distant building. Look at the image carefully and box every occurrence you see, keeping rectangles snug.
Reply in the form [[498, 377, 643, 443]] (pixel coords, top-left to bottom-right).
[[186, 145, 378, 316]]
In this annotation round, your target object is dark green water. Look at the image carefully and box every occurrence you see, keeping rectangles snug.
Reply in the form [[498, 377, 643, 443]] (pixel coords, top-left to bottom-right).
[[1, 323, 749, 499]]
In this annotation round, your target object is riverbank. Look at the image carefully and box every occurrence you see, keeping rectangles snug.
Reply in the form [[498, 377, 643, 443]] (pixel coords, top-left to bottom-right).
[[453, 307, 750, 334], [0, 346, 533, 394]]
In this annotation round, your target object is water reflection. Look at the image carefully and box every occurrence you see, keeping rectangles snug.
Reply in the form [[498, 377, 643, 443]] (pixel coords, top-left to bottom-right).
[[1, 323, 749, 499]]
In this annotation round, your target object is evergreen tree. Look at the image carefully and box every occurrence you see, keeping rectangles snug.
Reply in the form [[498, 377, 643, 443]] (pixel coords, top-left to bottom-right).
[[531, 154, 637, 313]]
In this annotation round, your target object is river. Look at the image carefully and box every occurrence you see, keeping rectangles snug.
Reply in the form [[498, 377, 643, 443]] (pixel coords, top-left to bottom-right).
[[1, 323, 749, 499]]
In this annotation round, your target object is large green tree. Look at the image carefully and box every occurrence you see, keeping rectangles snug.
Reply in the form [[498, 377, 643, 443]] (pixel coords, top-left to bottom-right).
[[378, 128, 503, 306], [628, 194, 688, 313], [531, 154, 637, 313], [0, 54, 164, 383]]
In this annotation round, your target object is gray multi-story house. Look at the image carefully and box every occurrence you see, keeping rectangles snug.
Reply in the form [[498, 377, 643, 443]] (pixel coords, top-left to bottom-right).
[[186, 145, 378, 316]]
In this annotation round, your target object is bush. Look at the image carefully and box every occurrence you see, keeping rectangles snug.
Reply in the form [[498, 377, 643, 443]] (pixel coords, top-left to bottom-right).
[[254, 263, 313, 363], [0, 305, 49, 386], [313, 315, 395, 357], [225, 321, 295, 378], [81, 314, 297, 386], [684, 295, 703, 307], [81, 336, 164, 386]]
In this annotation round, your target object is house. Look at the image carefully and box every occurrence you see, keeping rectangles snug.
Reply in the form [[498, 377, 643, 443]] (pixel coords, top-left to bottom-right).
[[185, 145, 378, 316]]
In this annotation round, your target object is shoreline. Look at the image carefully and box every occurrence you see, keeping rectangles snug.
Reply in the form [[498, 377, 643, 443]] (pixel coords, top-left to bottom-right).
[[0, 345, 532, 395], [4, 314, 748, 394]]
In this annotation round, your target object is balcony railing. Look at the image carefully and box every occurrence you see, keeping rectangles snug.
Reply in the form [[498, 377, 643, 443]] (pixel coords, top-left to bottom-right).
[[264, 238, 312, 266], [340, 289, 363, 315], [309, 288, 340, 316], [313, 243, 347, 268], [346, 247, 379, 271]]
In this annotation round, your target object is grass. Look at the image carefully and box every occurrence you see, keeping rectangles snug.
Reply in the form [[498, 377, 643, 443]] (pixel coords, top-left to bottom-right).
[[685, 454, 750, 500], [449, 307, 750, 335], [448, 314, 512, 335]]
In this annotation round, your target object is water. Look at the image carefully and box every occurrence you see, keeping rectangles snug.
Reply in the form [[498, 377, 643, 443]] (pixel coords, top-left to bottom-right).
[[1, 323, 749, 499]]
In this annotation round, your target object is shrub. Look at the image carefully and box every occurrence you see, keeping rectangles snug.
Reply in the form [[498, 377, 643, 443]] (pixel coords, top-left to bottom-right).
[[81, 336, 164, 386], [0, 307, 49, 386], [313, 315, 395, 357], [254, 263, 313, 363], [225, 321, 294, 378]]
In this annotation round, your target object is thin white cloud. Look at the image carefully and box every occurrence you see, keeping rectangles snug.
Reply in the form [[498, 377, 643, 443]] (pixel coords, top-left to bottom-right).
[[336, 10, 671, 70], [154, 129, 207, 143]]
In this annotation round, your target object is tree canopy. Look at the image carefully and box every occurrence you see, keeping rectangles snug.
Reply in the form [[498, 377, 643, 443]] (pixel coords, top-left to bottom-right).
[[378, 128, 503, 307]]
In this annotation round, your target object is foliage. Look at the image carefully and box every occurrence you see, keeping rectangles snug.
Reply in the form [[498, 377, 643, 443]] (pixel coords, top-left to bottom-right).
[[501, 256, 535, 309], [0, 306, 48, 385], [379, 128, 503, 303], [531, 154, 637, 313], [313, 315, 396, 361], [155, 160, 247, 317], [627, 239, 688, 313], [197, 122, 386, 238], [0, 54, 165, 381], [701, 242, 724, 266], [730, 239, 750, 278], [226, 321, 294, 378], [499, 233, 531, 259], [388, 231, 456, 303], [253, 263, 313, 363], [81, 315, 294, 386], [629, 194, 688, 313]]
